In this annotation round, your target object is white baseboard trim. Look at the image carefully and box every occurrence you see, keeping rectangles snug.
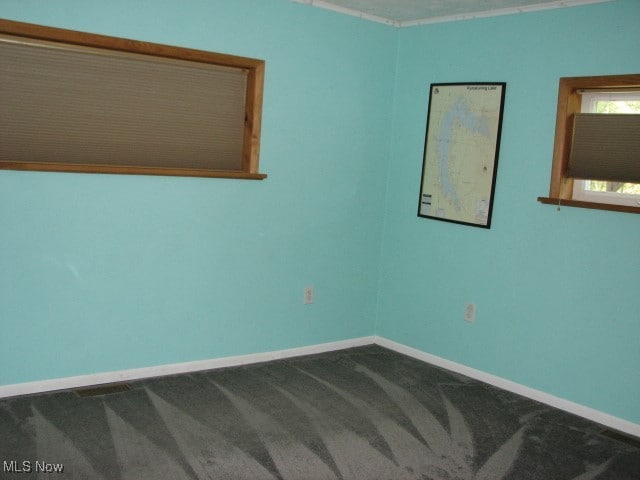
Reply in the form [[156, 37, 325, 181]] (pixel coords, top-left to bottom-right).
[[0, 336, 375, 399], [2, 334, 638, 439], [374, 336, 640, 438]]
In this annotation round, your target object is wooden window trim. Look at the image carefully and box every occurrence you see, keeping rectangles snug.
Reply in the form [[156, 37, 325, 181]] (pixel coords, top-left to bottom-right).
[[0, 19, 266, 180], [538, 74, 640, 213]]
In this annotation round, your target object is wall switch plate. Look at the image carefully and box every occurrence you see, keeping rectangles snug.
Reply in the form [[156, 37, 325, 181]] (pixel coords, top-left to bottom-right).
[[464, 303, 476, 322], [304, 286, 314, 304]]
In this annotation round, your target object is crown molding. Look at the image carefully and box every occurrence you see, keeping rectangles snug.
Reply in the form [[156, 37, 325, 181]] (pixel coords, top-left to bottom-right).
[[291, 0, 615, 28]]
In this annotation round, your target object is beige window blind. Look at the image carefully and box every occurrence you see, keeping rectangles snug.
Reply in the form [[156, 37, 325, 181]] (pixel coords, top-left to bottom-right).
[[567, 113, 640, 183], [0, 19, 266, 179]]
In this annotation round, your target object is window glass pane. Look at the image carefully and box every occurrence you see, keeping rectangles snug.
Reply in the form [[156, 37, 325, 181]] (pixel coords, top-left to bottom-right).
[[595, 100, 640, 113], [574, 91, 640, 203], [584, 180, 640, 194]]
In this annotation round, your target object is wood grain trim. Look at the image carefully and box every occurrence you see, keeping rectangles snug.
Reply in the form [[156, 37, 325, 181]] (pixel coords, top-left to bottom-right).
[[537, 197, 640, 214], [243, 61, 265, 174], [0, 161, 267, 179], [0, 19, 262, 69], [549, 78, 580, 198]]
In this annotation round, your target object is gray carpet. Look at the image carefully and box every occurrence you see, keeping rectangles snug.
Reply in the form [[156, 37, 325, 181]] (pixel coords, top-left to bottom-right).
[[1, 345, 638, 479]]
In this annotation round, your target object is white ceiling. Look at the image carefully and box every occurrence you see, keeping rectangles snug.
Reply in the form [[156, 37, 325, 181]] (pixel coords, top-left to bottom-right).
[[291, 0, 613, 26]]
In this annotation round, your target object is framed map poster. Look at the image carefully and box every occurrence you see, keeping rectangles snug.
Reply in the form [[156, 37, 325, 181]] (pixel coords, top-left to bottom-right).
[[418, 82, 506, 228]]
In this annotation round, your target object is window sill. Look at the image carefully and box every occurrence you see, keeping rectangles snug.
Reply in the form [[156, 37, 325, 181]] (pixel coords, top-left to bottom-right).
[[537, 197, 640, 214], [0, 162, 267, 180]]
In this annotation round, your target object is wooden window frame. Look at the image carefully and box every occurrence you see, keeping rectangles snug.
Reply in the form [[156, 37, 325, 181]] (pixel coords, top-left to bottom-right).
[[0, 19, 266, 180], [538, 74, 640, 214]]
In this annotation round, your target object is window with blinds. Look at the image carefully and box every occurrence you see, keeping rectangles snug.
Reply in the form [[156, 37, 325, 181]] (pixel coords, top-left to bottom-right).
[[0, 19, 266, 179], [538, 74, 640, 213], [570, 90, 640, 207]]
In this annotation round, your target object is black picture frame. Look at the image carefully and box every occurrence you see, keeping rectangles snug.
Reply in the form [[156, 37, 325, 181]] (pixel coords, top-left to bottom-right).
[[418, 82, 506, 228]]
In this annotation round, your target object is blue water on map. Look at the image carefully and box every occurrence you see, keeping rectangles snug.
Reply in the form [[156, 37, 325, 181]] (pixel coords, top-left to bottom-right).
[[438, 98, 491, 209]]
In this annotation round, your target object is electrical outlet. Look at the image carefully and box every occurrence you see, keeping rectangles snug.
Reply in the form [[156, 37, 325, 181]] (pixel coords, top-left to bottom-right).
[[464, 303, 476, 322], [304, 286, 314, 305]]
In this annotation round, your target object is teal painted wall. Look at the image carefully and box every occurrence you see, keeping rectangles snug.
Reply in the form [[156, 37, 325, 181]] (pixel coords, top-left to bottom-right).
[[1, 0, 638, 426], [0, 0, 397, 383], [378, 0, 640, 423]]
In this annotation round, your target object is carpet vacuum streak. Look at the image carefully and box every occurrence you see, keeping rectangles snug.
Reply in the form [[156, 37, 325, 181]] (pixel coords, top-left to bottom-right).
[[1, 345, 638, 479]]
